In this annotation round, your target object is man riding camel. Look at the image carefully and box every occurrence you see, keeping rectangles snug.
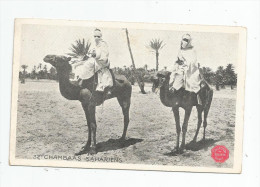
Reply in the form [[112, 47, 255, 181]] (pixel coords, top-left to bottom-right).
[[73, 28, 113, 94], [169, 34, 204, 104]]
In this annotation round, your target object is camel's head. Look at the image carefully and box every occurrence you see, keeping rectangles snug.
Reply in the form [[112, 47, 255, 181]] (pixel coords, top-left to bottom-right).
[[151, 71, 171, 92], [43, 55, 72, 72]]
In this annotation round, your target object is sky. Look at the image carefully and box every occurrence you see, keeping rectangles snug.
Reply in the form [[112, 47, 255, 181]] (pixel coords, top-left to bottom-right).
[[19, 24, 239, 72]]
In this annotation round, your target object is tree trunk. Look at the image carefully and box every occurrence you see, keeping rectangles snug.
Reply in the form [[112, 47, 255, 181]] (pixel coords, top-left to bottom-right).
[[231, 85, 233, 90], [139, 80, 146, 94], [156, 50, 159, 71], [22, 69, 26, 83], [216, 83, 220, 91], [125, 28, 146, 94]]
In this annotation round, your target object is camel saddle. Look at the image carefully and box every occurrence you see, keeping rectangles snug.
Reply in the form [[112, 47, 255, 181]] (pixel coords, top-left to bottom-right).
[[77, 68, 116, 93]]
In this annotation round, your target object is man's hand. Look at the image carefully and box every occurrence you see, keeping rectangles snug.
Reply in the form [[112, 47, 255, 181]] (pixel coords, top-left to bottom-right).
[[176, 57, 184, 65], [91, 49, 96, 58]]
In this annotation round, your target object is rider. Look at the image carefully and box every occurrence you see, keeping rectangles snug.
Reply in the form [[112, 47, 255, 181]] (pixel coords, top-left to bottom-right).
[[169, 34, 202, 104], [73, 28, 113, 93], [91, 28, 113, 93]]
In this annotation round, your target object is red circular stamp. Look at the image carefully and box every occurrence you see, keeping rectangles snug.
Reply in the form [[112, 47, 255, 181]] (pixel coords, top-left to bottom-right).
[[211, 145, 229, 163]]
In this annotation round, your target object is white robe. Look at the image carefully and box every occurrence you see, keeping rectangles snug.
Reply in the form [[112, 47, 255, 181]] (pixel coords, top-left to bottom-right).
[[170, 47, 201, 93], [94, 40, 113, 91], [170, 61, 185, 91], [72, 40, 113, 91], [72, 57, 100, 80]]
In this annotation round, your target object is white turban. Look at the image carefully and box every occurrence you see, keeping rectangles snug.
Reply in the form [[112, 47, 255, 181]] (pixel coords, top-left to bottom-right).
[[182, 34, 192, 42], [94, 29, 102, 37], [181, 33, 193, 49]]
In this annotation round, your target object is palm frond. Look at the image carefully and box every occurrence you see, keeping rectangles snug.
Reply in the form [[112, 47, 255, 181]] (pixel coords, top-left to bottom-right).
[[148, 38, 166, 51], [67, 38, 91, 57]]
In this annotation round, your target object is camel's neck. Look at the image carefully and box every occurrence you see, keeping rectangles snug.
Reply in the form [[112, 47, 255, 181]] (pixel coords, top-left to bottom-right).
[[57, 69, 81, 100], [160, 80, 174, 107]]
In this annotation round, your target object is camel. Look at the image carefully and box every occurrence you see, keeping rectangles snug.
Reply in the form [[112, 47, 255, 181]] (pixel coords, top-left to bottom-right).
[[43, 55, 132, 155], [151, 71, 213, 154]]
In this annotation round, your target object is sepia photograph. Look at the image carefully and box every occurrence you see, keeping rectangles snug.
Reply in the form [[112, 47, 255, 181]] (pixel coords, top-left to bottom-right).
[[9, 19, 246, 173]]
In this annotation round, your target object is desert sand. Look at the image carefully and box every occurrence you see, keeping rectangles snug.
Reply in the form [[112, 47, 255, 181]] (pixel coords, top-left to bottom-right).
[[15, 80, 236, 168]]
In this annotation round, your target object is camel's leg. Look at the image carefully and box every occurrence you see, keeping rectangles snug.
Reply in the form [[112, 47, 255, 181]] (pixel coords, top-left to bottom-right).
[[203, 89, 213, 141], [203, 109, 209, 141], [172, 107, 181, 152], [82, 104, 92, 149], [75, 103, 92, 156], [192, 106, 203, 142], [117, 97, 131, 140], [180, 107, 192, 152], [88, 103, 97, 154]]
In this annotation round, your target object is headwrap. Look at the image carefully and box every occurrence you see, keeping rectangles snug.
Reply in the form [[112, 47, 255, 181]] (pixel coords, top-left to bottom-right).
[[181, 34, 193, 49], [94, 28, 102, 38]]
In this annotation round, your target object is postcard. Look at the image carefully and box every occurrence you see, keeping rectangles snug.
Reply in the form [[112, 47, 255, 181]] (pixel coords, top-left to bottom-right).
[[10, 18, 246, 173]]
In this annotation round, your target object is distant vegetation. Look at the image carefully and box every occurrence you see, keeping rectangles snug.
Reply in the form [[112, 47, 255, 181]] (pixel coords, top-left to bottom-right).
[[19, 62, 237, 90], [200, 64, 237, 90], [19, 63, 58, 82]]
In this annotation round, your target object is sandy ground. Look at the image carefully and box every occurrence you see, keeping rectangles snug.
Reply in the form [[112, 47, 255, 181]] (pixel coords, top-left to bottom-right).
[[15, 80, 236, 168]]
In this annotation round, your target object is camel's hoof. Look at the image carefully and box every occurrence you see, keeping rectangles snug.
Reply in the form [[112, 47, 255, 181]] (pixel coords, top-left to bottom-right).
[[89, 147, 97, 155], [177, 149, 184, 154], [172, 148, 179, 153], [75, 148, 88, 156], [119, 136, 126, 141], [190, 139, 197, 145], [75, 145, 90, 156], [171, 147, 182, 155], [178, 148, 184, 154], [179, 145, 185, 154]]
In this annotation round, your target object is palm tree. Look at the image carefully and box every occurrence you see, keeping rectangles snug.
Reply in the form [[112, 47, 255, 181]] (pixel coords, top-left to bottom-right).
[[125, 28, 146, 94], [215, 66, 225, 90], [37, 63, 42, 71], [30, 65, 37, 79], [201, 67, 214, 84], [49, 67, 57, 80], [147, 38, 166, 71], [224, 64, 237, 89], [144, 64, 148, 71], [21, 65, 28, 75], [43, 65, 48, 72], [20, 65, 28, 83], [67, 38, 91, 58], [43, 65, 48, 79]]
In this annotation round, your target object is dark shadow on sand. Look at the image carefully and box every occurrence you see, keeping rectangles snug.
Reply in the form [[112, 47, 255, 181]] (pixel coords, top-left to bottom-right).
[[164, 138, 223, 156], [185, 138, 221, 151], [96, 138, 143, 153]]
